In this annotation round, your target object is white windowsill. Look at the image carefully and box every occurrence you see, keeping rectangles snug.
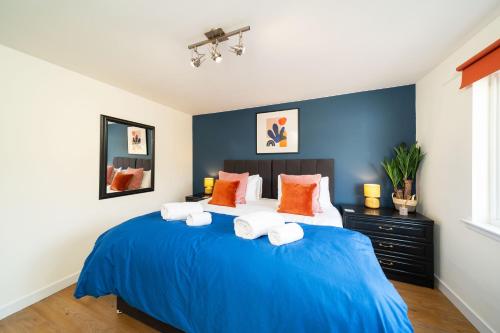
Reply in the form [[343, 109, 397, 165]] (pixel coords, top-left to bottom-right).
[[461, 218, 500, 242]]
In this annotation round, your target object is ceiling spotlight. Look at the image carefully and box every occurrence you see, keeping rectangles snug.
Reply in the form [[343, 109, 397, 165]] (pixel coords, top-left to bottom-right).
[[190, 47, 205, 68], [230, 31, 245, 56], [187, 26, 250, 67], [210, 40, 223, 63]]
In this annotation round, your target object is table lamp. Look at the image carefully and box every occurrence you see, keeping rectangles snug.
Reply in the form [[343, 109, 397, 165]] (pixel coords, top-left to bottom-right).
[[364, 184, 381, 209], [204, 177, 215, 195]]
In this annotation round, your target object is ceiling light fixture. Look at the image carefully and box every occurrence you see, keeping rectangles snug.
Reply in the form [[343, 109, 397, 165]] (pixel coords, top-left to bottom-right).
[[229, 31, 245, 56], [210, 40, 223, 63], [188, 26, 250, 68], [190, 47, 205, 68]]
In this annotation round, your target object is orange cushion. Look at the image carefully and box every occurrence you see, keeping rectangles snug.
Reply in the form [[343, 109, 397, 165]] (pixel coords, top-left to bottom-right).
[[277, 182, 317, 216], [280, 174, 322, 213], [208, 180, 240, 207], [110, 172, 134, 191]]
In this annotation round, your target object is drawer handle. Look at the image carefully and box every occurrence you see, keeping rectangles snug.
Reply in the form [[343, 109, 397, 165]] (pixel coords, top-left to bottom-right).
[[379, 259, 394, 266], [378, 225, 393, 231], [379, 242, 394, 248]]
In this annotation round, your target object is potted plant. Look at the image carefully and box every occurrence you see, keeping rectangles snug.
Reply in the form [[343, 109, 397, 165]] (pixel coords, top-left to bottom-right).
[[381, 143, 425, 213]]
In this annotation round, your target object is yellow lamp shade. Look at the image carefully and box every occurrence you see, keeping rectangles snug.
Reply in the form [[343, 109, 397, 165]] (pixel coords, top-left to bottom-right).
[[204, 177, 215, 195], [204, 177, 214, 187], [364, 184, 381, 198]]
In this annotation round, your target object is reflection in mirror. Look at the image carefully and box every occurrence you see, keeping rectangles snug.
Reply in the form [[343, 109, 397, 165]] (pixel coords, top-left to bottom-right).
[[100, 115, 155, 199]]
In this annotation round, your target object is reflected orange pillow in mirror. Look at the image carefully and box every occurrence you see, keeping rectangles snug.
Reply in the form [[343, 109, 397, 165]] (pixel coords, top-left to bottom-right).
[[110, 172, 134, 191], [278, 182, 317, 216], [208, 180, 240, 207]]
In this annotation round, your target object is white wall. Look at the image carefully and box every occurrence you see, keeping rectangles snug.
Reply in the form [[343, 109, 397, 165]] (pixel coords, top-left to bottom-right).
[[0, 44, 192, 318], [416, 16, 500, 332]]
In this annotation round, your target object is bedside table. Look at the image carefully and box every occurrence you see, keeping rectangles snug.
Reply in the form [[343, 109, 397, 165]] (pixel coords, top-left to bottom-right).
[[342, 205, 434, 288], [185, 193, 210, 202]]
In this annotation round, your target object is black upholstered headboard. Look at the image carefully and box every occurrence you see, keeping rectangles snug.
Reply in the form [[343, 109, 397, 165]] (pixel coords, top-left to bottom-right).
[[223, 159, 334, 202], [113, 157, 152, 171]]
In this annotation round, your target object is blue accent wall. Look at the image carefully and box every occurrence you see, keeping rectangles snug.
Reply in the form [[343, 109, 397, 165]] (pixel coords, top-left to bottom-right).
[[193, 85, 415, 207], [107, 123, 152, 164]]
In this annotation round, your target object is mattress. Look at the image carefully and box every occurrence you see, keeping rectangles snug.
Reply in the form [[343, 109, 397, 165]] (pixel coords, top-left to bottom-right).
[[200, 198, 343, 227]]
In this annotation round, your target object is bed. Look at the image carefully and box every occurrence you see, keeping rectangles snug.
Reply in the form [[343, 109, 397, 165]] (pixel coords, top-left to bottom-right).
[[75, 159, 413, 332]]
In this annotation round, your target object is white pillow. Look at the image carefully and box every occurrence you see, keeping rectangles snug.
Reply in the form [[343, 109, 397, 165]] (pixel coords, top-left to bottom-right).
[[140, 170, 152, 188], [257, 176, 263, 199], [277, 175, 333, 209], [319, 176, 334, 209], [245, 174, 262, 201]]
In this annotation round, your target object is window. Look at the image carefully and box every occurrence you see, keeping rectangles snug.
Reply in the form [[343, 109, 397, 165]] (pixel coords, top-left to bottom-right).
[[471, 71, 500, 229]]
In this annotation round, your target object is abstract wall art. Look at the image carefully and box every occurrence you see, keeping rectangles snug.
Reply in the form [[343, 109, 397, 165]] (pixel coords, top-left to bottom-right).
[[256, 109, 299, 154], [127, 126, 148, 155]]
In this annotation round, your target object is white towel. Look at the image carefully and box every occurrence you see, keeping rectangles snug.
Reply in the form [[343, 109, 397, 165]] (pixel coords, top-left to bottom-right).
[[234, 211, 285, 240], [161, 202, 203, 220], [186, 212, 212, 226], [268, 223, 304, 246]]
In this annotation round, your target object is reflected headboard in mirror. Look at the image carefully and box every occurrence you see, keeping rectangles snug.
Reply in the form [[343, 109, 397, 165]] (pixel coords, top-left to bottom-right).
[[112, 157, 152, 171], [99, 115, 155, 200]]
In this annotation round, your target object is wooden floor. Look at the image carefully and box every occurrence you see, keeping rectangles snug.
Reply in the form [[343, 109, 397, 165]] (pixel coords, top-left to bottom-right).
[[0, 281, 477, 333]]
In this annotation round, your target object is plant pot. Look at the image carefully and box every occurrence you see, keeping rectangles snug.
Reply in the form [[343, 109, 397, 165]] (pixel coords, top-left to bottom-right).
[[392, 193, 418, 213]]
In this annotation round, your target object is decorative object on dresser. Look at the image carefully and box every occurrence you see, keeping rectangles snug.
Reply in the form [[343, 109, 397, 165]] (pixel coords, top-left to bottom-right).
[[342, 204, 434, 288], [381, 142, 424, 212], [256, 109, 299, 154], [363, 184, 381, 209], [204, 177, 214, 194], [185, 193, 210, 202]]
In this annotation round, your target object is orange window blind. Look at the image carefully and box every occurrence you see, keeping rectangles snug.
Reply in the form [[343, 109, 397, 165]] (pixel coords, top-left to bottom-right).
[[456, 39, 500, 89]]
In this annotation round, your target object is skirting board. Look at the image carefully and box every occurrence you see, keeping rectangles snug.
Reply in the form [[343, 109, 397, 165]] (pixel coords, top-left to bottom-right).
[[435, 275, 494, 333], [0, 271, 80, 320]]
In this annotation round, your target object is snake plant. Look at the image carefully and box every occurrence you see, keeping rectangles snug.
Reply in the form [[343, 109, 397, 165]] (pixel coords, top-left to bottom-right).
[[381, 158, 402, 193]]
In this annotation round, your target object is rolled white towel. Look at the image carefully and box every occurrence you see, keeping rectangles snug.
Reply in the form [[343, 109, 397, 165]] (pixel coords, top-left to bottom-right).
[[186, 212, 212, 226], [268, 223, 304, 246], [161, 202, 203, 220], [234, 211, 285, 240]]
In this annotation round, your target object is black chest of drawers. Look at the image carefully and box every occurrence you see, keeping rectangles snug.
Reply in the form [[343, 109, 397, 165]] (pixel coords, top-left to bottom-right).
[[342, 205, 434, 288]]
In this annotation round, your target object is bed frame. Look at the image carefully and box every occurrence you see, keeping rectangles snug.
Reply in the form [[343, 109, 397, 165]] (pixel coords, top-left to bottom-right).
[[223, 159, 334, 202], [116, 158, 334, 332]]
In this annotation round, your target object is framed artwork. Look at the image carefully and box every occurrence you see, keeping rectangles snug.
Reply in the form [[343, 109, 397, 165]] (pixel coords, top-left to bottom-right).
[[256, 109, 299, 154], [127, 126, 148, 155]]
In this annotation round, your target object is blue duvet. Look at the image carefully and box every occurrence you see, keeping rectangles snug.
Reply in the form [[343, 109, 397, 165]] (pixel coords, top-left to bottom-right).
[[75, 212, 413, 333]]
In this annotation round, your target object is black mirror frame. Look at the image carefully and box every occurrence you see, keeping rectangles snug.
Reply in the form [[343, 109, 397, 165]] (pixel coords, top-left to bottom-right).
[[99, 115, 155, 200]]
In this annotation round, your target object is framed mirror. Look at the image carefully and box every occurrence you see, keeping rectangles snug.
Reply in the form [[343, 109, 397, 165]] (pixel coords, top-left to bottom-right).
[[99, 115, 155, 199]]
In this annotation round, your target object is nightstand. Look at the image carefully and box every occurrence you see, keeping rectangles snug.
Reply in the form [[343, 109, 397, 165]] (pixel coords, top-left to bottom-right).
[[185, 193, 210, 202], [342, 205, 434, 288]]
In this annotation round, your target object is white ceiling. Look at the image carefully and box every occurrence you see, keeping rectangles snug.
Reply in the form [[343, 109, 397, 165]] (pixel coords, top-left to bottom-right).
[[0, 0, 499, 115]]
